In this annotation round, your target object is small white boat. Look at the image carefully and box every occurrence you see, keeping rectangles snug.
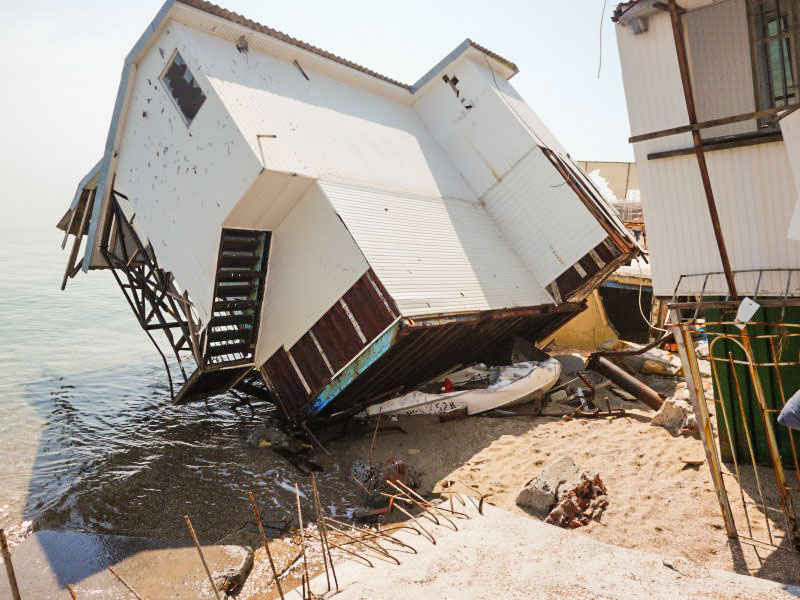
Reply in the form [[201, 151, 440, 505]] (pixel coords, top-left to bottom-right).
[[360, 358, 562, 417]]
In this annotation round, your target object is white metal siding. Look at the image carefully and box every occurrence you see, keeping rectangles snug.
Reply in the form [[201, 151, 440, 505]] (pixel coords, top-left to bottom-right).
[[255, 184, 370, 366], [686, 0, 756, 138], [113, 25, 263, 325], [223, 170, 315, 230], [482, 149, 608, 286], [413, 56, 609, 285], [781, 109, 800, 195], [618, 8, 800, 297], [412, 57, 536, 198], [616, 11, 694, 155], [633, 141, 800, 297], [320, 179, 554, 317], [170, 22, 477, 203]]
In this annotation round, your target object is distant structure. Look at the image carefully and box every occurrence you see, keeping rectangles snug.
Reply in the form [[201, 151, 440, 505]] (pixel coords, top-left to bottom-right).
[[58, 0, 638, 424], [578, 160, 645, 246]]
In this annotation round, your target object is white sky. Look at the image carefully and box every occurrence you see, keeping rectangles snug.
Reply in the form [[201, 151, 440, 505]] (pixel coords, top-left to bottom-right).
[[0, 0, 633, 219]]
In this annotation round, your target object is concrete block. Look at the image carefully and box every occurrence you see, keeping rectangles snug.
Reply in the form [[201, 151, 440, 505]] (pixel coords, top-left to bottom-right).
[[516, 455, 580, 513]]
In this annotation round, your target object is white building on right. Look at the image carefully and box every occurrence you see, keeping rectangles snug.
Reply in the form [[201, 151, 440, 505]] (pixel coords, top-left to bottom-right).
[[614, 1, 800, 542], [614, 0, 800, 300]]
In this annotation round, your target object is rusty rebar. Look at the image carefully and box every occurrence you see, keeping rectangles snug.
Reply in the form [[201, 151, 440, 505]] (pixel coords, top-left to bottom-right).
[[388, 500, 436, 544], [183, 516, 222, 600], [310, 479, 330, 591], [311, 474, 338, 591], [315, 523, 400, 565], [368, 415, 382, 466], [322, 517, 418, 553], [248, 492, 285, 600], [107, 565, 144, 600], [294, 484, 311, 599], [0, 529, 21, 600], [392, 480, 458, 531]]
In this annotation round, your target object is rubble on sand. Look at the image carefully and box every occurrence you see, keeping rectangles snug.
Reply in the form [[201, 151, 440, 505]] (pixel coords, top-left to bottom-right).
[[515, 455, 608, 529], [515, 455, 580, 514], [545, 472, 608, 529], [352, 456, 420, 507], [651, 396, 697, 436]]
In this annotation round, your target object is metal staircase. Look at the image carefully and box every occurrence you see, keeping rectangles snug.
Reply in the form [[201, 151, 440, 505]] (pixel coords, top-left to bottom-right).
[[205, 229, 271, 367], [171, 228, 271, 404]]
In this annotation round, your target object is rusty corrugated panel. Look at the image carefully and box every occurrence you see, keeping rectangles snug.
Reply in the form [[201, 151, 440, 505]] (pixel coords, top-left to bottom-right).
[[368, 271, 400, 317], [342, 272, 395, 341], [289, 334, 330, 393], [311, 302, 365, 372], [262, 347, 307, 416]]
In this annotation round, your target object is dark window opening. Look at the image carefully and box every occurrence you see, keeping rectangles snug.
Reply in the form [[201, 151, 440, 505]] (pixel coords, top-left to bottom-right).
[[442, 74, 473, 109], [160, 51, 206, 125], [748, 0, 800, 116]]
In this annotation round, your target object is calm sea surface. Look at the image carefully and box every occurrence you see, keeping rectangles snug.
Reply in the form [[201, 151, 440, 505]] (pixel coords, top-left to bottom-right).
[[0, 200, 358, 544]]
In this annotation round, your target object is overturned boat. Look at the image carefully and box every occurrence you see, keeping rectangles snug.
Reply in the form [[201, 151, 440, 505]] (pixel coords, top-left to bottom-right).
[[57, 0, 639, 427], [360, 358, 562, 417]]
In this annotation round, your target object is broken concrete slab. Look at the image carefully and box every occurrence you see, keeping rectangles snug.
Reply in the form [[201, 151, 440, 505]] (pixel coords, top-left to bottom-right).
[[0, 530, 252, 599], [515, 455, 580, 513], [651, 397, 694, 435], [291, 501, 800, 600]]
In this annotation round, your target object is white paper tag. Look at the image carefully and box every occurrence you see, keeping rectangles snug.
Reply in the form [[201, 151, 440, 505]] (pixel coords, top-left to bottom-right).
[[734, 297, 760, 330]]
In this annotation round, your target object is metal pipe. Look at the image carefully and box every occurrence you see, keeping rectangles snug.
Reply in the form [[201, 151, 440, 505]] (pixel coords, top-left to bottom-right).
[[0, 529, 21, 600], [586, 356, 664, 411], [671, 313, 737, 539], [667, 0, 738, 298]]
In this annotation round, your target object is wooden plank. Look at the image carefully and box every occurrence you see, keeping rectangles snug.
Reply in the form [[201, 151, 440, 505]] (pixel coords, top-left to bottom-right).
[[648, 131, 782, 160], [60, 190, 94, 290]]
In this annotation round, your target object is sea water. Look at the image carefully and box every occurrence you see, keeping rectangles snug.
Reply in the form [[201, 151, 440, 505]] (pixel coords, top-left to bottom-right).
[[0, 199, 358, 544]]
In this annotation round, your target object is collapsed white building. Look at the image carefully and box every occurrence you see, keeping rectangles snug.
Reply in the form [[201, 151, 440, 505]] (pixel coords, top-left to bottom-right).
[[58, 0, 638, 424]]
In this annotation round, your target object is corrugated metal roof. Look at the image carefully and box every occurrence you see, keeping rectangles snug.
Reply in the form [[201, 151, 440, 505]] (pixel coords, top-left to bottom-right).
[[320, 179, 555, 317], [176, 21, 477, 201], [177, 0, 517, 92]]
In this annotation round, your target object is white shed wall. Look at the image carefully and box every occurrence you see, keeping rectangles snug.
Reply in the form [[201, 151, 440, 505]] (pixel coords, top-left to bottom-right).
[[482, 149, 608, 286], [617, 10, 800, 297], [321, 179, 554, 316], [113, 24, 263, 325], [686, 0, 756, 138], [171, 23, 477, 203], [412, 57, 535, 198], [254, 184, 370, 366], [413, 56, 607, 287]]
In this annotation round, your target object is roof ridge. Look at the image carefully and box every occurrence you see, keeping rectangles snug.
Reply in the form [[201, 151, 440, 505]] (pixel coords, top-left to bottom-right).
[[177, 0, 518, 92], [177, 0, 412, 89]]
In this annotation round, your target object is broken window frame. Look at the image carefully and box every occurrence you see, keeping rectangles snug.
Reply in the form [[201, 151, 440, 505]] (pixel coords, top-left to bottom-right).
[[747, 0, 800, 122], [442, 74, 474, 110], [159, 50, 207, 126]]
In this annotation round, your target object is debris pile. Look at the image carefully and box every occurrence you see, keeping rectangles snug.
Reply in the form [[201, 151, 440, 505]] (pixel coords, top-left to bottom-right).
[[516, 455, 580, 514], [545, 472, 608, 529], [515, 455, 608, 529], [352, 457, 420, 507]]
